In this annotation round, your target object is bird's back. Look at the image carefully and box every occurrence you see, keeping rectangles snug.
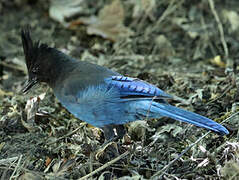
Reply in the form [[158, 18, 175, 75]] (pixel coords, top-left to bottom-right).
[[53, 60, 120, 96]]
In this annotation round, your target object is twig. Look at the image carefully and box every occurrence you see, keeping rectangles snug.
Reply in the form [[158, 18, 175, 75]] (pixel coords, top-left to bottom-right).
[[206, 84, 234, 104], [151, 110, 236, 179], [151, 132, 210, 179], [0, 61, 26, 73], [78, 151, 129, 180], [0, 164, 67, 180], [208, 0, 228, 58], [221, 110, 239, 124], [0, 157, 19, 165], [46, 125, 84, 145], [201, 15, 217, 57], [151, 0, 184, 33], [9, 155, 22, 180]]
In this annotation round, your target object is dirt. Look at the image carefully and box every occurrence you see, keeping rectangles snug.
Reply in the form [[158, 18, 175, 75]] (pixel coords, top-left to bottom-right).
[[0, 0, 239, 179]]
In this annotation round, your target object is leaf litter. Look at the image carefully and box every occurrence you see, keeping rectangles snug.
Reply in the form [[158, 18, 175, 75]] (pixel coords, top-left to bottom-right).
[[0, 0, 239, 179]]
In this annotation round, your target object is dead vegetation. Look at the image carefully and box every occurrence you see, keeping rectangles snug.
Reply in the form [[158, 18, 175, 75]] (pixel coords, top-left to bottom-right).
[[0, 0, 239, 179]]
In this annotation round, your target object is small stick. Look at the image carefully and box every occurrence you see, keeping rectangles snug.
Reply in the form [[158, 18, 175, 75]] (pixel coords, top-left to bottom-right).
[[9, 155, 23, 180], [78, 151, 129, 180], [151, 132, 210, 179], [0, 157, 19, 165], [208, 0, 228, 58], [151, 111, 236, 179]]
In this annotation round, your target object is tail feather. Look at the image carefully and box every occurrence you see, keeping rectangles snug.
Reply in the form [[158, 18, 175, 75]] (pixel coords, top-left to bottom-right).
[[150, 102, 229, 135]]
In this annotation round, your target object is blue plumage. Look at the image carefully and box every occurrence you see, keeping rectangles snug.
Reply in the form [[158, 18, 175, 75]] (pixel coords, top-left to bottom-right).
[[21, 29, 229, 140], [53, 75, 228, 135], [105, 76, 172, 98]]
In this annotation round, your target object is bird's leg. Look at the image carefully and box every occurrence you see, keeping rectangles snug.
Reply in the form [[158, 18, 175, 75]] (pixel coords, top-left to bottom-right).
[[102, 125, 116, 142], [96, 125, 126, 161], [115, 125, 126, 139], [102, 124, 126, 143], [98, 125, 119, 158], [95, 125, 119, 162]]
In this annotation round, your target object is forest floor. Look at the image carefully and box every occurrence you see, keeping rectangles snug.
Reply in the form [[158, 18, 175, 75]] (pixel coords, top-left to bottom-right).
[[0, 0, 239, 179]]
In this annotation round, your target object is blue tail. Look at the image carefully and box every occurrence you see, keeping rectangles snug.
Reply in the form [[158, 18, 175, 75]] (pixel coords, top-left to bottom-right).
[[149, 102, 229, 135]]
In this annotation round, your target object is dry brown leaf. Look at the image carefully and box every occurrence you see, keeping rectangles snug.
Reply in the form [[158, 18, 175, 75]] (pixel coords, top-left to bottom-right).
[[22, 93, 46, 132], [81, 0, 134, 41], [49, 0, 84, 26], [18, 173, 42, 180], [221, 160, 239, 179], [48, 159, 75, 177], [0, 88, 13, 96], [222, 10, 239, 32], [210, 55, 226, 68], [132, 0, 155, 19], [45, 156, 52, 167], [154, 35, 175, 57]]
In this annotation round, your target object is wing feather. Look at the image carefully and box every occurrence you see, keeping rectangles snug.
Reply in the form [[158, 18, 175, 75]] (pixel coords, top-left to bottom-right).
[[105, 76, 172, 99]]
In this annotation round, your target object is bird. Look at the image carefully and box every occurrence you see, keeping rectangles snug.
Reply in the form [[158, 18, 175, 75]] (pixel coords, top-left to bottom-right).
[[21, 29, 229, 141]]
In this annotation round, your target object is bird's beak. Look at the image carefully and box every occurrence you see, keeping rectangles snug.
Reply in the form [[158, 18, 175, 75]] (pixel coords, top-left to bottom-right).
[[22, 79, 38, 94]]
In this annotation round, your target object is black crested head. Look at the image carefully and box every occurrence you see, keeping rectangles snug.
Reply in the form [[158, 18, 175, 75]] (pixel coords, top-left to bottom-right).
[[21, 28, 71, 93], [21, 28, 50, 74]]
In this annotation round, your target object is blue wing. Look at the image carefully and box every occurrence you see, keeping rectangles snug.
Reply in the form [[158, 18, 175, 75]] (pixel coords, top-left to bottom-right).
[[104, 76, 172, 99], [104, 76, 229, 135], [55, 75, 228, 135]]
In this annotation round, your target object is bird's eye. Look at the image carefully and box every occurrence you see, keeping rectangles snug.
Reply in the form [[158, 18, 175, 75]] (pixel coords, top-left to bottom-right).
[[32, 67, 39, 73]]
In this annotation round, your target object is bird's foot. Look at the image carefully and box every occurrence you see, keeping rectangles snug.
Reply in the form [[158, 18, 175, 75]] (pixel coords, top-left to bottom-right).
[[95, 141, 119, 162]]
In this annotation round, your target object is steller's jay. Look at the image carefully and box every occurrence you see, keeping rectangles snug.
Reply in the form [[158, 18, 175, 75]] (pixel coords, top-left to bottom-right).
[[21, 29, 229, 140]]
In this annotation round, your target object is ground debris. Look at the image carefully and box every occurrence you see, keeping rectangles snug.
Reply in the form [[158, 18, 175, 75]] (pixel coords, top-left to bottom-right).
[[0, 0, 238, 179]]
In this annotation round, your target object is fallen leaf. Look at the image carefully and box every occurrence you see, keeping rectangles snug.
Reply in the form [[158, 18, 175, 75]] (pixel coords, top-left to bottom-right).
[[22, 93, 46, 132], [45, 156, 52, 167], [172, 17, 200, 39], [48, 159, 75, 177], [132, 0, 156, 19], [0, 88, 14, 96], [154, 35, 175, 57], [210, 55, 226, 68], [18, 173, 42, 180], [49, 0, 84, 26], [80, 0, 134, 41], [128, 121, 154, 140], [221, 160, 239, 179], [222, 10, 239, 32]]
